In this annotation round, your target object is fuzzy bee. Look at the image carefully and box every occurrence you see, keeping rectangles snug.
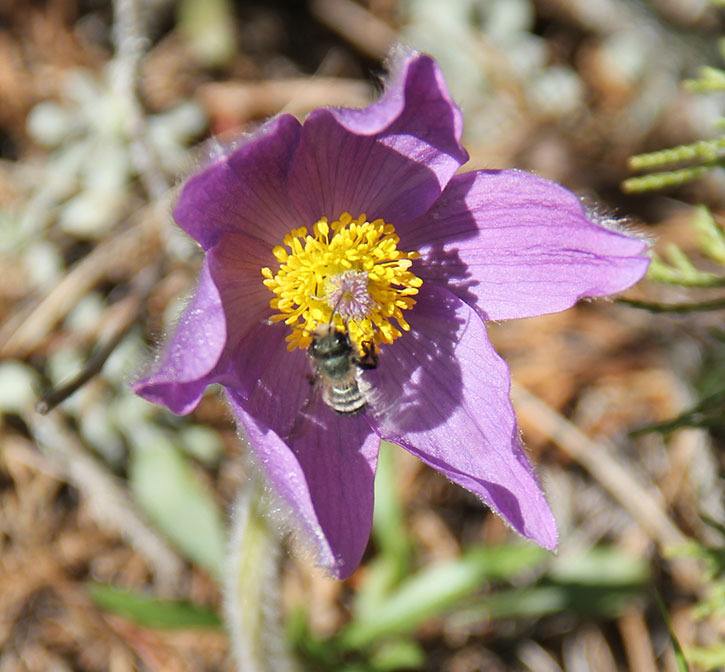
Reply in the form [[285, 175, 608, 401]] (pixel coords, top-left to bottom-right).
[[308, 324, 378, 415]]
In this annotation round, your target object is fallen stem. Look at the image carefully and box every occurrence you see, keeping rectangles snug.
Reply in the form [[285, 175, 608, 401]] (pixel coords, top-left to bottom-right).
[[511, 382, 686, 550], [512, 383, 712, 595], [630, 389, 725, 436]]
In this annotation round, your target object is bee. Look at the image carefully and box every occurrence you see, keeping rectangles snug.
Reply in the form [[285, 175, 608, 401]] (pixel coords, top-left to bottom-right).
[[308, 324, 378, 415]]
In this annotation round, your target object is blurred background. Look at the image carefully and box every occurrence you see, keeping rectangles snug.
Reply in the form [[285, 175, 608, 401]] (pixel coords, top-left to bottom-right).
[[0, 0, 723, 670]]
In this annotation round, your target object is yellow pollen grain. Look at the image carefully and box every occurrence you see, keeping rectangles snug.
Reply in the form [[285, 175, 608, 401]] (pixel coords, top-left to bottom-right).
[[261, 212, 422, 352]]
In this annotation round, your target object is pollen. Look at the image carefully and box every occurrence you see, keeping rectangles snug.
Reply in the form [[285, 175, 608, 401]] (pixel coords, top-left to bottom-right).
[[261, 212, 422, 352]]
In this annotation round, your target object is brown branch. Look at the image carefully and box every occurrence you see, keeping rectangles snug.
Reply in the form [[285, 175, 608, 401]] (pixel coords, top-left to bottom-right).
[[618, 608, 659, 672], [511, 382, 687, 549], [36, 265, 160, 414], [310, 0, 397, 60], [511, 383, 712, 594]]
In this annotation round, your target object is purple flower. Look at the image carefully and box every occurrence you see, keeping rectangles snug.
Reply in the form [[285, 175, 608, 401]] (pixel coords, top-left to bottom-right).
[[135, 54, 649, 578]]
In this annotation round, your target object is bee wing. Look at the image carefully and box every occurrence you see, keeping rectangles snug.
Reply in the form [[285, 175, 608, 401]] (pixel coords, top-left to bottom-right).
[[283, 372, 325, 445], [356, 367, 398, 427]]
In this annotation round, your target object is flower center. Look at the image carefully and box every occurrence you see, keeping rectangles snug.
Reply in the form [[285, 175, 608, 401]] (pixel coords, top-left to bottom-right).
[[261, 212, 422, 352]]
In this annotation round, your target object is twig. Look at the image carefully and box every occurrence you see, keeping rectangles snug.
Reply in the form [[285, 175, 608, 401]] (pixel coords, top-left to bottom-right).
[[35, 317, 130, 414], [36, 265, 160, 414], [629, 389, 725, 436], [310, 0, 397, 61], [511, 382, 687, 550], [618, 608, 659, 672], [26, 413, 185, 594]]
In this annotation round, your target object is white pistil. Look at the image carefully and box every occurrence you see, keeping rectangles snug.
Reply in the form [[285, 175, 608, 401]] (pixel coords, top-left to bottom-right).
[[325, 270, 375, 319]]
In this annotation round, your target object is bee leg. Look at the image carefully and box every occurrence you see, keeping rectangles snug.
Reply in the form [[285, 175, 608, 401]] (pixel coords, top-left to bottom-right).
[[355, 341, 378, 370]]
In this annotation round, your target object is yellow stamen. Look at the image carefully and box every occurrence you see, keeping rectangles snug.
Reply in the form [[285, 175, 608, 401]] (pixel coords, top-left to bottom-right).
[[262, 212, 422, 352]]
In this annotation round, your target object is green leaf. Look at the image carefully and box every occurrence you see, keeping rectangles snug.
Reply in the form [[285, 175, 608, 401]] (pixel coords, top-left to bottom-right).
[[622, 165, 718, 194], [178, 425, 225, 466], [288, 608, 339, 670], [628, 138, 725, 171], [447, 547, 649, 626], [178, 0, 236, 68], [355, 443, 412, 619], [370, 639, 426, 671], [354, 556, 406, 622], [687, 644, 725, 671], [667, 541, 725, 575], [448, 582, 644, 625], [340, 544, 546, 648], [128, 425, 226, 578], [88, 583, 222, 629], [685, 65, 725, 93], [372, 442, 411, 569], [549, 546, 650, 586], [693, 205, 725, 264], [646, 248, 725, 288], [666, 541, 725, 619]]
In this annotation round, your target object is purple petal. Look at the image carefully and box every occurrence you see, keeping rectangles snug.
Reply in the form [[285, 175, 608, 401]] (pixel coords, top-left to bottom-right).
[[227, 323, 379, 578], [403, 170, 649, 320], [134, 258, 226, 414], [365, 283, 557, 550], [134, 229, 279, 413], [173, 114, 303, 250], [287, 54, 468, 226], [207, 231, 274, 346]]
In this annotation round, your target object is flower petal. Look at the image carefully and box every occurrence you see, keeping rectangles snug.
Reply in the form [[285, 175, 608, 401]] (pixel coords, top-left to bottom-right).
[[134, 258, 226, 414], [173, 114, 303, 249], [134, 229, 279, 413], [365, 283, 557, 550], [207, 231, 274, 346], [287, 53, 468, 226], [404, 170, 649, 320], [227, 323, 379, 579]]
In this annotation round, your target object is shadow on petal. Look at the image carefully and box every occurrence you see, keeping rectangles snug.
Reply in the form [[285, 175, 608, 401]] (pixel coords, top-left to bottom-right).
[[404, 170, 650, 321], [363, 283, 558, 550], [404, 441, 528, 538], [364, 282, 468, 434]]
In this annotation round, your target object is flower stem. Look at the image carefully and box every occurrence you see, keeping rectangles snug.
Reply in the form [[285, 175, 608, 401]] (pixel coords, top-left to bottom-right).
[[224, 482, 297, 672], [616, 297, 725, 313]]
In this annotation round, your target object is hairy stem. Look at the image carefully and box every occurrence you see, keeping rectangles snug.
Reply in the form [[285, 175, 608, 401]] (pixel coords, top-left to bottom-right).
[[112, 0, 169, 199], [224, 482, 297, 672]]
